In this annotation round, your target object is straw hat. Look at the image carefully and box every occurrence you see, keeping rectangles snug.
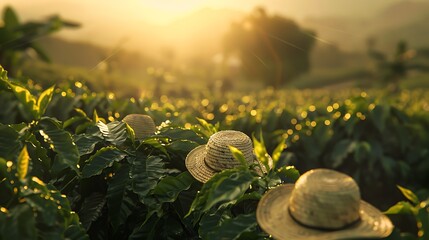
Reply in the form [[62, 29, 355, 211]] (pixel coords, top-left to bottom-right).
[[122, 114, 156, 140], [185, 130, 259, 183], [256, 169, 393, 240]]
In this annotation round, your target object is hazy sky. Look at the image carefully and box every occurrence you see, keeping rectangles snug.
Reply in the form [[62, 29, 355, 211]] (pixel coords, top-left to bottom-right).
[[2, 0, 403, 25], [0, 0, 406, 57]]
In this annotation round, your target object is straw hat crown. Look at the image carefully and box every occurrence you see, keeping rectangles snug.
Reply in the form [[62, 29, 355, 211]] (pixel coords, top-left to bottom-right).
[[288, 169, 360, 229], [204, 130, 254, 171], [256, 168, 394, 240], [122, 114, 156, 139]]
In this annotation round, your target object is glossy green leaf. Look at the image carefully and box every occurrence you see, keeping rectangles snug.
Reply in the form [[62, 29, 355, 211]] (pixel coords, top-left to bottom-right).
[[7, 81, 39, 119], [187, 169, 254, 222], [397, 185, 420, 205], [78, 192, 106, 231], [131, 154, 166, 203], [140, 137, 169, 156], [82, 146, 126, 178], [204, 170, 254, 212], [384, 201, 416, 215], [252, 132, 272, 171], [166, 140, 199, 156], [39, 118, 80, 173], [107, 164, 132, 230], [195, 117, 218, 138], [0, 124, 21, 160], [277, 165, 300, 183], [26, 133, 50, 173], [17, 146, 29, 180], [272, 140, 286, 165], [153, 171, 194, 203], [97, 121, 128, 146], [36, 85, 55, 117], [73, 134, 103, 156], [206, 213, 257, 240]]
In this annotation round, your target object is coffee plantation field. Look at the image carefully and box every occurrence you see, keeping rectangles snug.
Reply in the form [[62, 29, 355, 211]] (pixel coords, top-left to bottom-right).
[[0, 65, 428, 239]]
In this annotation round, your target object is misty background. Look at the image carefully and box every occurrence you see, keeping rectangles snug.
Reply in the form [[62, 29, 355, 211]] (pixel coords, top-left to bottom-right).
[[1, 0, 429, 97]]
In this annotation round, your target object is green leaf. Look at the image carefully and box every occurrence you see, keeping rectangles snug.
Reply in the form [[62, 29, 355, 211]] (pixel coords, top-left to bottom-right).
[[97, 121, 128, 146], [0, 204, 36, 239], [195, 117, 218, 138], [64, 225, 90, 240], [277, 165, 300, 183], [159, 127, 206, 144], [31, 43, 51, 63], [397, 185, 420, 205], [17, 146, 29, 180], [107, 164, 133, 230], [329, 139, 356, 168], [166, 140, 199, 156], [0, 66, 8, 79], [36, 85, 55, 117], [252, 132, 272, 171], [0, 124, 21, 160], [153, 171, 194, 203], [204, 170, 254, 211], [206, 213, 258, 240], [370, 105, 390, 133], [93, 109, 100, 123], [140, 137, 169, 156], [74, 134, 103, 156], [199, 211, 225, 239], [187, 169, 254, 222], [7, 81, 39, 119], [78, 192, 106, 231], [124, 122, 136, 143], [82, 146, 127, 178], [228, 145, 248, 167], [39, 118, 80, 173], [384, 201, 416, 215], [272, 140, 286, 165], [26, 133, 50, 173], [3, 7, 20, 29], [131, 154, 166, 203]]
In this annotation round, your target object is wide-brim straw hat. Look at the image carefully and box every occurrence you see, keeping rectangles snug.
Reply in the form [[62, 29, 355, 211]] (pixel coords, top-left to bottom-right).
[[256, 169, 393, 240], [122, 114, 156, 139], [185, 130, 263, 183]]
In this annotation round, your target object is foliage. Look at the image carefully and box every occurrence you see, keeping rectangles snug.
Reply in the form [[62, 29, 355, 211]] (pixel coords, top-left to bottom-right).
[[1, 64, 429, 239], [224, 7, 315, 87], [385, 186, 429, 240], [0, 6, 79, 75]]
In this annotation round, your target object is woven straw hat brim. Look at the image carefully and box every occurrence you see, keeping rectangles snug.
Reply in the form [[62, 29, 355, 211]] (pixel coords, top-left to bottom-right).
[[256, 184, 393, 240], [185, 145, 266, 183], [185, 145, 216, 183]]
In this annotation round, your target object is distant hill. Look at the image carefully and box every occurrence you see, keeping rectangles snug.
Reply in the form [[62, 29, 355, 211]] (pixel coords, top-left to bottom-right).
[[36, 37, 149, 70], [36, 37, 106, 68], [301, 0, 429, 51]]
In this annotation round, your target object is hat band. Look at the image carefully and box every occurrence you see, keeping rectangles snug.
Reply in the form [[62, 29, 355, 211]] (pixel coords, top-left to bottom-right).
[[287, 207, 361, 231]]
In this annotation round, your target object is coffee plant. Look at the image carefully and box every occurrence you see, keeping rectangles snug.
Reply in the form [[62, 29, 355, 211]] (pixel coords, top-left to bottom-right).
[[1, 65, 428, 239]]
